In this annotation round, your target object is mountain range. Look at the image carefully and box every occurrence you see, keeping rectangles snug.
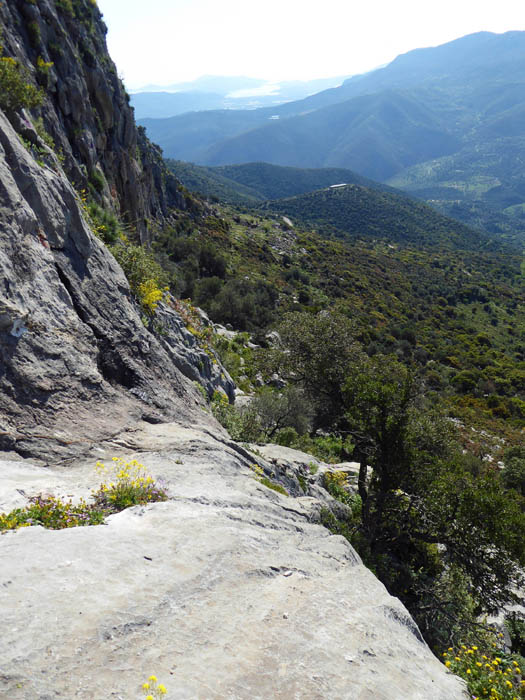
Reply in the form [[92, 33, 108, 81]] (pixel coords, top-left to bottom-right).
[[142, 31, 525, 242]]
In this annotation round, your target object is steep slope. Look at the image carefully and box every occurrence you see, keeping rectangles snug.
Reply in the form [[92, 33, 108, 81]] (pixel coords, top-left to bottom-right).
[[0, 109, 233, 459], [0, 0, 183, 241], [0, 0, 235, 459]]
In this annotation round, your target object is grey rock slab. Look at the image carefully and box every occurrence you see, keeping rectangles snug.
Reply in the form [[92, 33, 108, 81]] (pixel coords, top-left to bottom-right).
[[0, 108, 234, 461], [0, 423, 467, 699]]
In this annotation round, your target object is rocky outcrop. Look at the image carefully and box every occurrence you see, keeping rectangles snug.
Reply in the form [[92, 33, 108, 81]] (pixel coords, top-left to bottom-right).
[[0, 421, 468, 699], [0, 108, 231, 460], [0, 0, 183, 241]]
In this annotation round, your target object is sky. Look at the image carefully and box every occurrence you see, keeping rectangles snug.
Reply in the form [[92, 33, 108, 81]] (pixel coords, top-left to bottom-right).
[[96, 0, 524, 90]]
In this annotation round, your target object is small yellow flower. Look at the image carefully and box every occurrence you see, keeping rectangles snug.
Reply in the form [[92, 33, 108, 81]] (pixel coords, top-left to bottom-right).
[[466, 669, 471, 675], [148, 675, 157, 682], [146, 696, 154, 700], [157, 684, 167, 695], [445, 660, 451, 668], [142, 682, 150, 690]]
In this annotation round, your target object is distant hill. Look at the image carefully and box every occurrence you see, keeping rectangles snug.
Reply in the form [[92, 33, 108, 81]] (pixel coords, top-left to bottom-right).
[[203, 90, 461, 180], [141, 31, 525, 242], [167, 161, 394, 204], [261, 184, 495, 251]]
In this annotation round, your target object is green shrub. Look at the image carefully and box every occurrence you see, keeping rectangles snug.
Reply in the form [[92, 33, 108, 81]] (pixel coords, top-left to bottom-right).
[[33, 116, 54, 149], [506, 613, 525, 657], [0, 494, 105, 530], [210, 391, 262, 442], [0, 54, 43, 112], [89, 168, 105, 193], [250, 463, 288, 496], [93, 457, 168, 511], [0, 458, 167, 532], [443, 642, 525, 699], [56, 0, 74, 15], [110, 240, 169, 315], [323, 471, 361, 517], [35, 56, 53, 86]]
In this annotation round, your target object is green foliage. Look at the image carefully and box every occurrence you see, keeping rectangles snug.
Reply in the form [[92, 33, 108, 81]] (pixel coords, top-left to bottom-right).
[[501, 446, 525, 497], [506, 613, 525, 657], [274, 430, 351, 463], [89, 168, 105, 194], [443, 642, 525, 699], [0, 54, 43, 112], [200, 278, 278, 331], [250, 463, 289, 496], [35, 56, 53, 86], [259, 476, 289, 496], [248, 385, 312, 439], [338, 356, 525, 646], [27, 21, 41, 47], [210, 391, 262, 442], [0, 494, 105, 530], [110, 239, 168, 315], [32, 116, 54, 149], [323, 471, 362, 517], [167, 160, 386, 205], [0, 459, 167, 532], [56, 0, 74, 15], [263, 185, 487, 250], [266, 310, 365, 433], [85, 200, 123, 244], [93, 458, 168, 511]]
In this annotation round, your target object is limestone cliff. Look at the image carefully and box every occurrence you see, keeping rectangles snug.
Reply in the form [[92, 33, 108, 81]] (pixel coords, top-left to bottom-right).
[[0, 0, 182, 241]]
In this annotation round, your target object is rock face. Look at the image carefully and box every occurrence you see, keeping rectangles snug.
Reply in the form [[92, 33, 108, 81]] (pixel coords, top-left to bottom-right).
[[0, 108, 231, 460], [0, 421, 468, 699], [0, 0, 183, 241]]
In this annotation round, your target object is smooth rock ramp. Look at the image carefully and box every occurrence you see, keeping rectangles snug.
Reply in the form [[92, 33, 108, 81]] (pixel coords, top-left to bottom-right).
[[0, 422, 467, 699]]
